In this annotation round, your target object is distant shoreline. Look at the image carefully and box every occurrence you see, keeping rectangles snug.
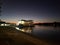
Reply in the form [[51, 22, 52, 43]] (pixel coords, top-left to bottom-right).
[[34, 22, 60, 27]]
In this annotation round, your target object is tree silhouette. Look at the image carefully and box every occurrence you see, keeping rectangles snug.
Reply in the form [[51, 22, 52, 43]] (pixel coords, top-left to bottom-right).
[[0, 0, 2, 16]]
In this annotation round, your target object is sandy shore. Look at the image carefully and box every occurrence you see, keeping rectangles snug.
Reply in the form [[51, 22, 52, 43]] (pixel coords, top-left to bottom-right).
[[0, 26, 57, 45]]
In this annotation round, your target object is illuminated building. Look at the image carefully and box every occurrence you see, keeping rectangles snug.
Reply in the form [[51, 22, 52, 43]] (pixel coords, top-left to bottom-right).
[[0, 20, 16, 26], [0, 21, 10, 26], [17, 19, 34, 27]]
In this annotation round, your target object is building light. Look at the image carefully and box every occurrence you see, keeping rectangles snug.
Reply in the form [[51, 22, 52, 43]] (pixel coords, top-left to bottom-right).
[[17, 21, 25, 25], [5, 24, 7, 26], [21, 21, 25, 24], [5, 24, 10, 26], [17, 19, 33, 26], [1, 24, 4, 26]]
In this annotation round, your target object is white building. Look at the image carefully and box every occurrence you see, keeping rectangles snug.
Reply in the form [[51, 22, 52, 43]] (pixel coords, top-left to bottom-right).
[[17, 19, 34, 26], [0, 20, 16, 26]]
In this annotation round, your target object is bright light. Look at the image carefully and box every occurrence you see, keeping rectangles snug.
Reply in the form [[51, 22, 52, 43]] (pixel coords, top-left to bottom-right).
[[21, 29, 25, 32], [5, 24, 9, 26], [1, 24, 4, 26], [21, 21, 25, 24], [17, 21, 25, 25], [5, 24, 10, 26], [5, 24, 7, 26], [15, 27, 19, 30]]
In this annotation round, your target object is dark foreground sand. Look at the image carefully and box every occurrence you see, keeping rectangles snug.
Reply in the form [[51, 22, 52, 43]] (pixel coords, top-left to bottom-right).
[[0, 26, 59, 45]]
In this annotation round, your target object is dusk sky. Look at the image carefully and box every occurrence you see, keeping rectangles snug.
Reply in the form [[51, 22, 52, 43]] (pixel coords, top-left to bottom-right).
[[0, 0, 60, 23]]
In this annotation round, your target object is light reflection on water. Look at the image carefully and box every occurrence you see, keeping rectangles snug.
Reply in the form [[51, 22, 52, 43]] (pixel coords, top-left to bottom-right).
[[16, 27, 33, 34], [16, 25, 60, 42]]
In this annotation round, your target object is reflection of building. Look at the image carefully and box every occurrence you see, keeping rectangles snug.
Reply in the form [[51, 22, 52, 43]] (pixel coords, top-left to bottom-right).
[[16, 27, 33, 33], [17, 19, 34, 26], [20, 27, 33, 33]]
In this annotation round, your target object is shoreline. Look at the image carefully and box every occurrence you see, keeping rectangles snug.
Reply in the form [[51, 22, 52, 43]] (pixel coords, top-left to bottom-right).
[[0, 26, 58, 45]]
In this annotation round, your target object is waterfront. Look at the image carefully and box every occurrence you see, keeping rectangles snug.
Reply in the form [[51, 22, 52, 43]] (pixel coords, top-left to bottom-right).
[[17, 25, 60, 44], [0, 26, 49, 45], [0, 25, 60, 45]]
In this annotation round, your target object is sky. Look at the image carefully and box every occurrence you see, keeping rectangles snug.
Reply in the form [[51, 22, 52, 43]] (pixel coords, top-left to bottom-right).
[[0, 0, 60, 23]]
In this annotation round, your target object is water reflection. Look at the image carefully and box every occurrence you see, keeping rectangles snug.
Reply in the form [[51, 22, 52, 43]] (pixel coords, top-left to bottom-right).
[[16, 25, 60, 43], [16, 27, 33, 34]]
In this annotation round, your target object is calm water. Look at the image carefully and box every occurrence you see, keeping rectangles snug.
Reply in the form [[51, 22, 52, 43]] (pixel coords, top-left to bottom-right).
[[16, 25, 60, 43]]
